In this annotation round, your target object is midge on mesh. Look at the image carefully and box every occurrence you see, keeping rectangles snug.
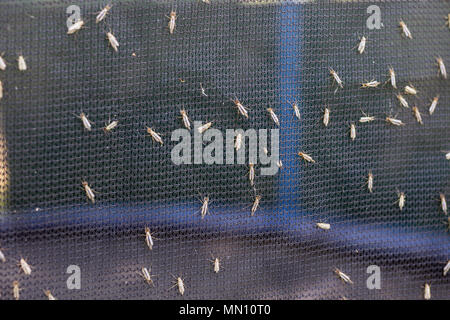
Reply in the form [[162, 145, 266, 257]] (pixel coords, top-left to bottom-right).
[[298, 152, 315, 163], [423, 283, 431, 300], [180, 109, 191, 130], [404, 84, 418, 95], [248, 163, 255, 186], [367, 171, 374, 193], [197, 121, 213, 134], [231, 97, 249, 119], [436, 57, 447, 79], [386, 116, 405, 126], [0, 54, 6, 71], [334, 268, 353, 285], [144, 227, 156, 250], [12, 281, 20, 300], [18, 258, 32, 275], [445, 13, 450, 30], [103, 120, 118, 133], [96, 4, 112, 24], [388, 67, 397, 89], [251, 195, 262, 216], [349, 123, 356, 141], [0, 246, 5, 263], [266, 108, 280, 126], [146, 127, 163, 145], [200, 196, 210, 219], [82, 181, 96, 204], [399, 20, 412, 39], [444, 260, 450, 276], [356, 36, 366, 54], [412, 106, 423, 125], [208, 255, 221, 273], [167, 10, 177, 34], [329, 67, 343, 91], [440, 193, 447, 215], [361, 80, 380, 88], [44, 290, 56, 300], [396, 190, 406, 211], [17, 55, 27, 71], [140, 267, 156, 286], [169, 274, 185, 296], [67, 19, 84, 35], [359, 111, 376, 123], [200, 83, 208, 97], [396, 93, 409, 108], [316, 222, 330, 230], [429, 96, 439, 115], [106, 31, 119, 52], [291, 101, 301, 120], [75, 112, 93, 131], [323, 107, 330, 127], [0, 80, 3, 100]]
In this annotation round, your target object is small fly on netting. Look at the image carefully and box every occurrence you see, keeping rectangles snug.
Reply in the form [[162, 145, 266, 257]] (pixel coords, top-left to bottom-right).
[[106, 31, 119, 52], [386, 116, 405, 127], [140, 267, 156, 286], [200, 196, 210, 219], [356, 36, 366, 54], [334, 268, 353, 285], [361, 80, 380, 88], [404, 84, 417, 95], [169, 275, 185, 296], [412, 106, 423, 125], [200, 83, 208, 97], [0, 246, 5, 263], [251, 195, 262, 216], [399, 20, 412, 39], [316, 222, 330, 230], [44, 290, 56, 300], [167, 10, 177, 34], [82, 181, 96, 203], [18, 258, 32, 275], [144, 227, 157, 250], [208, 255, 221, 273], [75, 112, 93, 131], [96, 4, 112, 24], [298, 152, 315, 163], [147, 127, 163, 145], [67, 19, 84, 34], [267, 108, 280, 126], [12, 281, 20, 300], [180, 109, 191, 130], [329, 67, 343, 91], [231, 97, 249, 119], [396, 190, 406, 211], [323, 107, 330, 127], [17, 55, 27, 71], [367, 171, 374, 193], [429, 96, 439, 115], [0, 54, 6, 71], [444, 260, 450, 276], [197, 121, 213, 134], [0, 80, 3, 100], [424, 283, 431, 300], [387, 67, 397, 89], [103, 120, 118, 133], [359, 111, 376, 123], [248, 163, 255, 186], [436, 57, 447, 79], [349, 123, 356, 141], [440, 193, 447, 215], [291, 101, 301, 120]]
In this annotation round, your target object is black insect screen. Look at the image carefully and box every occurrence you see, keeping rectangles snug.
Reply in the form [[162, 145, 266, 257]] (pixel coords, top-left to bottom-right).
[[0, 0, 449, 300]]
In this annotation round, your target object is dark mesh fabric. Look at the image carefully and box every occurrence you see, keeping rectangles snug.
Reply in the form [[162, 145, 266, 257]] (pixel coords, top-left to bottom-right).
[[0, 0, 449, 300]]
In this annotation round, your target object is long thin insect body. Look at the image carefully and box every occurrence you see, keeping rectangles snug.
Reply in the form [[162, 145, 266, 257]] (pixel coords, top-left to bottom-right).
[[96, 4, 112, 24], [251, 195, 261, 216], [170, 275, 185, 295], [388, 67, 397, 89], [197, 121, 213, 134], [368, 171, 373, 193], [0, 248, 5, 263], [397, 191, 405, 211], [0, 80, 3, 100], [399, 20, 412, 39], [77, 112, 92, 131], [357, 36, 366, 54], [67, 19, 84, 34], [444, 260, 450, 276], [44, 290, 56, 300], [298, 152, 315, 163], [277, 159, 283, 168], [200, 83, 208, 97], [446, 152, 450, 161], [147, 127, 163, 145], [424, 283, 431, 300], [267, 108, 280, 126], [144, 227, 154, 250], [317, 222, 330, 230], [107, 32, 119, 52], [446, 14, 450, 29], [201, 196, 209, 219], [334, 268, 353, 284], [323, 107, 330, 127], [234, 133, 242, 150], [0, 55, 6, 71], [13, 281, 20, 300], [19, 258, 31, 275], [386, 116, 405, 126], [361, 80, 380, 88], [404, 85, 417, 95], [17, 55, 26, 71], [291, 101, 301, 120], [180, 109, 191, 130], [396, 94, 409, 108], [329, 67, 343, 89], [412, 106, 423, 125], [210, 257, 220, 273], [349, 123, 356, 141], [429, 96, 439, 115], [82, 181, 95, 203], [103, 120, 118, 133], [232, 98, 249, 119], [437, 57, 447, 79], [249, 163, 255, 186], [168, 11, 177, 34], [141, 267, 155, 286], [440, 193, 447, 215], [359, 111, 375, 123]]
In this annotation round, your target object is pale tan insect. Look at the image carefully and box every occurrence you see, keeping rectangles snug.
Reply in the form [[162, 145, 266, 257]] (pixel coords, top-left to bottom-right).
[[147, 127, 163, 145], [82, 181, 95, 203], [103, 120, 118, 133], [200, 196, 209, 219], [19, 258, 32, 275], [96, 4, 112, 24], [251, 195, 261, 216], [424, 283, 431, 300], [444, 260, 450, 276], [429, 96, 439, 115], [412, 106, 423, 124], [0, 55, 6, 71], [446, 152, 450, 161], [329, 67, 343, 90], [399, 20, 412, 39], [170, 275, 185, 295], [231, 97, 249, 119], [386, 116, 405, 126], [316, 222, 330, 230], [367, 171, 374, 193], [440, 193, 447, 215], [197, 121, 213, 134], [357, 36, 366, 54], [298, 152, 315, 163], [0, 246, 5, 263], [359, 111, 376, 123], [12, 281, 20, 300], [67, 19, 84, 34], [388, 67, 397, 89], [267, 108, 279, 126], [17, 55, 27, 71], [291, 101, 301, 120], [249, 163, 255, 186], [436, 57, 447, 79], [334, 268, 353, 284], [396, 93, 409, 108], [349, 123, 356, 141], [44, 290, 56, 300], [167, 10, 177, 34], [141, 267, 155, 286], [208, 256, 220, 273], [361, 80, 380, 88], [397, 191, 406, 211], [323, 107, 330, 127], [180, 109, 191, 130], [404, 85, 417, 95], [234, 133, 242, 151], [0, 80, 3, 100], [144, 227, 155, 250], [106, 32, 119, 52], [200, 83, 208, 97], [77, 112, 92, 131]]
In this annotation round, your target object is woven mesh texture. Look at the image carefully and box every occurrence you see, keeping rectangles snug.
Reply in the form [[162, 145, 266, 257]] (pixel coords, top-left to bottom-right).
[[0, 0, 449, 300]]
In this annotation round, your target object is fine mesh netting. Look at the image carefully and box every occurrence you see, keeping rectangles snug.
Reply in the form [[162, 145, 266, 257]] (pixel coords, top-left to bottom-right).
[[0, 0, 449, 300]]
